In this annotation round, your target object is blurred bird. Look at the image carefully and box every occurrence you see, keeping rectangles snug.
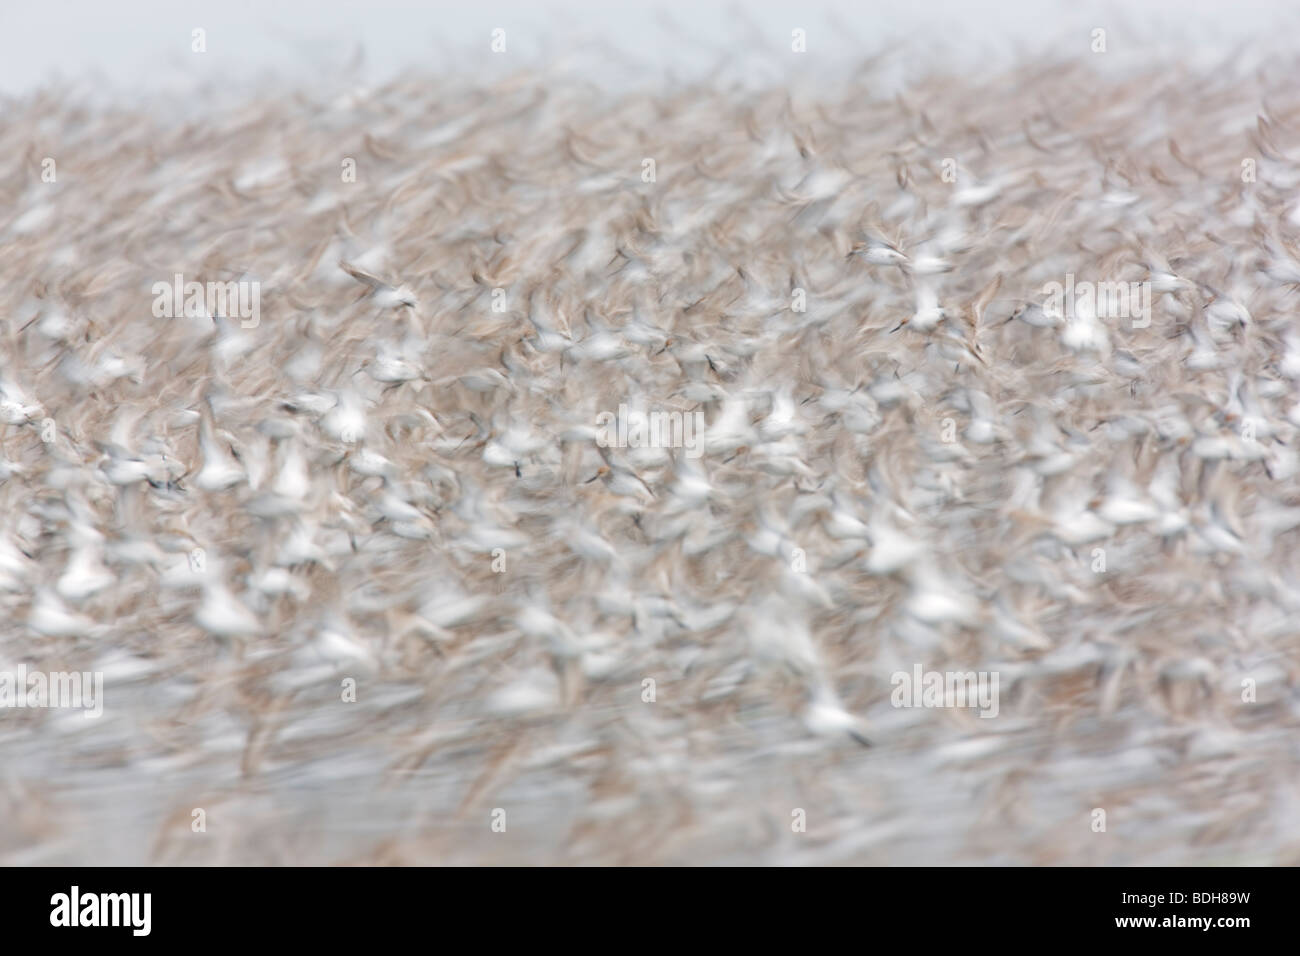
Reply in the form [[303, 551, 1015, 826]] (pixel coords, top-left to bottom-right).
[[339, 260, 418, 309], [804, 683, 872, 747]]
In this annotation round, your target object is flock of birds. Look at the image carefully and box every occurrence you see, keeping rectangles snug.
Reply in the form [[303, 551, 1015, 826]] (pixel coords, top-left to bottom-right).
[[2, 52, 1299, 864]]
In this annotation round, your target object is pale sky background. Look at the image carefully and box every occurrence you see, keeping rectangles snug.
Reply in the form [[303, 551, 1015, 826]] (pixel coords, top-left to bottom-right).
[[0, 0, 1294, 101]]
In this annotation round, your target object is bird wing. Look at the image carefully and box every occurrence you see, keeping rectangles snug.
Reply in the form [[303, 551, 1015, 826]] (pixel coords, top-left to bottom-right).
[[338, 260, 391, 291], [966, 272, 1003, 330]]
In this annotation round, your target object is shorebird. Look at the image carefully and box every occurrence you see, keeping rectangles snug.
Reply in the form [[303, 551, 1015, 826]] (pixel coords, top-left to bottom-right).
[[56, 524, 115, 603], [28, 589, 99, 638], [847, 233, 908, 267], [195, 396, 245, 491], [804, 683, 872, 747], [195, 582, 261, 641], [0, 375, 42, 426], [895, 273, 1002, 369], [338, 260, 418, 309]]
